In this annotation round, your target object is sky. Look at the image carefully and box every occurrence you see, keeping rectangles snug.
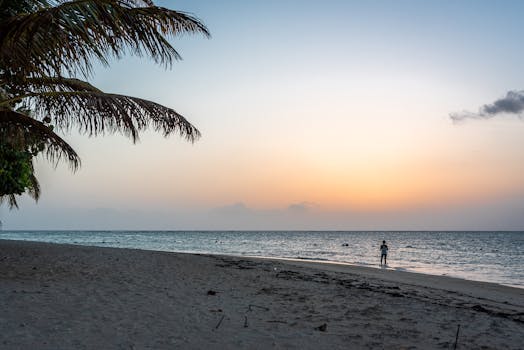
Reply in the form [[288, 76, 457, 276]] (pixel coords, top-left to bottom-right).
[[2, 0, 524, 230]]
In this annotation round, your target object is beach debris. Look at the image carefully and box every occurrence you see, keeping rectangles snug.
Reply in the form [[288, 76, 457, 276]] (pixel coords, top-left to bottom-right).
[[258, 287, 274, 295], [453, 324, 460, 350], [209, 309, 222, 313], [342, 243, 349, 247], [207, 290, 217, 295], [386, 291, 404, 298], [248, 304, 269, 312], [244, 316, 249, 328], [471, 304, 488, 312], [315, 323, 327, 332], [215, 315, 225, 330]]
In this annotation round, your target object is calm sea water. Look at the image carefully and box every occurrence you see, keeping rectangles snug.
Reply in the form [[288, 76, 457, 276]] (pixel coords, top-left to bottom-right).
[[0, 231, 522, 288]]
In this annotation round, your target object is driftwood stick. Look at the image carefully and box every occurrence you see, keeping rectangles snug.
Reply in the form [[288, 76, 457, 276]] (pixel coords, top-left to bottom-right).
[[215, 315, 225, 330], [244, 316, 249, 328], [248, 304, 269, 312], [453, 324, 460, 350]]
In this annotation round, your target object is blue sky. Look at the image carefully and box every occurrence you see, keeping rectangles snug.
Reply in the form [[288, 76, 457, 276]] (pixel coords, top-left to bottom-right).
[[2, 0, 524, 230]]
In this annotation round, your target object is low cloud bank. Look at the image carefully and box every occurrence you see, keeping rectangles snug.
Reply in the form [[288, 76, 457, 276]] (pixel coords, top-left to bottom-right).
[[3, 197, 524, 231]]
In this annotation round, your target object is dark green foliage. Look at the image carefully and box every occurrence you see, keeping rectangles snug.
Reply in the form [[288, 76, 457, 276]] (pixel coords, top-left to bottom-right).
[[0, 145, 33, 195]]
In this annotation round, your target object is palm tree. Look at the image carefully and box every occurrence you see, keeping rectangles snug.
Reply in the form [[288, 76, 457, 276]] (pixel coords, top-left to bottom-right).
[[0, 0, 209, 208]]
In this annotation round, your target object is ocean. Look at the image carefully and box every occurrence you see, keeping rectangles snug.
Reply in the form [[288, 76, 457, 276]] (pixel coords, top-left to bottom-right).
[[1, 230, 522, 288]]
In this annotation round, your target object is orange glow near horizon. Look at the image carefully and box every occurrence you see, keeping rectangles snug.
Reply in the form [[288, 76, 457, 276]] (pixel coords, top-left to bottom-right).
[[54, 113, 524, 214], [118, 139, 524, 212]]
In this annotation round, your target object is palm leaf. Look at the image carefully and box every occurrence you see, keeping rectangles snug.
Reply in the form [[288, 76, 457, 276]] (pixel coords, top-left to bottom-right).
[[0, 194, 19, 209], [0, 110, 80, 169], [27, 172, 41, 200], [25, 76, 104, 93], [0, 0, 52, 21], [2, 88, 201, 142], [0, 0, 210, 77]]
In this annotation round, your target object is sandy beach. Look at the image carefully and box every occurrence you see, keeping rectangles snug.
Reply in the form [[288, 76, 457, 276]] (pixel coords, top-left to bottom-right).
[[0, 240, 523, 349]]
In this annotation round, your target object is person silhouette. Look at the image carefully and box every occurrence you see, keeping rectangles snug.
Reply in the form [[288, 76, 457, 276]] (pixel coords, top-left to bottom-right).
[[380, 240, 389, 265]]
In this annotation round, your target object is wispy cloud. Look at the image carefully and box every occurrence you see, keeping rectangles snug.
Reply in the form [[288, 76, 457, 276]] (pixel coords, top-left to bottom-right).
[[287, 201, 315, 213], [450, 90, 524, 122], [212, 202, 251, 215]]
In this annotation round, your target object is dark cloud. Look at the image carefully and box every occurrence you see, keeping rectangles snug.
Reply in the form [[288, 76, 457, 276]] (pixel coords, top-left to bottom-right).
[[450, 90, 524, 122]]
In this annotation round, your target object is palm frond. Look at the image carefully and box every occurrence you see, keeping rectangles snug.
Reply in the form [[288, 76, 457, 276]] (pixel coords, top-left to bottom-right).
[[1, 76, 103, 101], [0, 0, 210, 77], [33, 91, 201, 142], [0, 194, 19, 209], [27, 172, 40, 200], [1, 88, 201, 142], [0, 110, 80, 169], [25, 77, 103, 93], [119, 0, 154, 7], [2, 77, 201, 142], [0, 0, 52, 20]]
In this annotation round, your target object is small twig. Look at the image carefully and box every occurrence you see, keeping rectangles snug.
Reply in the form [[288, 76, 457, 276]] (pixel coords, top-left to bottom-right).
[[215, 315, 225, 330], [244, 316, 249, 328], [453, 324, 460, 350], [248, 304, 269, 312]]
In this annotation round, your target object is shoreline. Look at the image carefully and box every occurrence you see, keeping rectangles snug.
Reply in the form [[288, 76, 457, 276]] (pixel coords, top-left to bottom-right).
[[2, 236, 522, 289], [1, 239, 523, 349], [1, 230, 521, 289]]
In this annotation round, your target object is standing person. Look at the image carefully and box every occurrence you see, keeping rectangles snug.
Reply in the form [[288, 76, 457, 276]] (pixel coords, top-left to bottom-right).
[[380, 240, 389, 265]]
